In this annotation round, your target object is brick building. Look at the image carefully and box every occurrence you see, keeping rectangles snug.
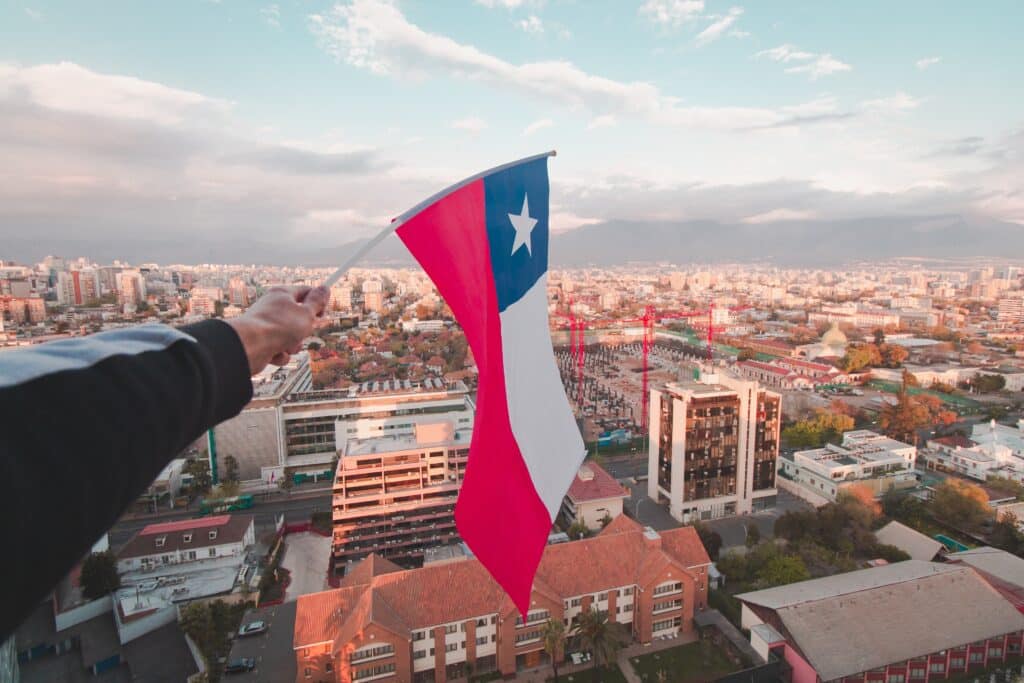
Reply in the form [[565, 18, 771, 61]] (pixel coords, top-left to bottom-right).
[[293, 516, 710, 682], [737, 561, 1024, 683]]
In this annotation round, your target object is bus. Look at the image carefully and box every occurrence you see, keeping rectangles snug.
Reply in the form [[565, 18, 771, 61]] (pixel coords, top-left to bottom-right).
[[198, 493, 254, 516]]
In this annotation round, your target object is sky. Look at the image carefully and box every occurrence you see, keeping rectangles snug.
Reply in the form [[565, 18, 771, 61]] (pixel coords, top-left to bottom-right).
[[1, 0, 1021, 262]]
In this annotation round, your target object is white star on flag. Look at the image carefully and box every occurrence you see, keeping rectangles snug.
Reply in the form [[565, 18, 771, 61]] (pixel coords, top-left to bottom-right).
[[508, 194, 538, 256]]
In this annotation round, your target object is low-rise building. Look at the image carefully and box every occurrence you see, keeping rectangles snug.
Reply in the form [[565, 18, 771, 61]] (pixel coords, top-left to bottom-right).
[[947, 547, 1024, 610], [778, 430, 917, 505], [737, 561, 1024, 683], [293, 516, 711, 683], [927, 420, 1024, 484], [873, 521, 944, 561], [561, 462, 629, 531], [116, 514, 255, 574]]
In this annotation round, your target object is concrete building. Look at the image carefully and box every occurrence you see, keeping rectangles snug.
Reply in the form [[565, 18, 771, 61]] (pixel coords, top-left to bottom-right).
[[947, 547, 1024, 611], [116, 515, 255, 574], [228, 277, 250, 307], [117, 270, 146, 306], [0, 296, 46, 324], [331, 412, 472, 573], [737, 561, 1024, 683], [648, 369, 781, 522], [778, 430, 917, 505], [188, 286, 222, 316], [927, 419, 1024, 484], [998, 296, 1024, 324], [293, 516, 710, 683], [874, 521, 944, 561], [57, 268, 100, 306], [560, 462, 629, 531], [362, 279, 384, 313]]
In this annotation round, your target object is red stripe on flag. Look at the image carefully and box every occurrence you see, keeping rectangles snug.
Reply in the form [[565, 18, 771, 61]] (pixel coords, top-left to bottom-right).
[[396, 179, 550, 615]]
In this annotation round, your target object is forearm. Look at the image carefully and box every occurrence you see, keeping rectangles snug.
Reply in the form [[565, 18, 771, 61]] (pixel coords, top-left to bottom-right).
[[0, 319, 252, 640]]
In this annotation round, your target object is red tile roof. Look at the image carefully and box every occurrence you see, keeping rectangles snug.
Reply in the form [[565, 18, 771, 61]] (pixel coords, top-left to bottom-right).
[[140, 515, 230, 535], [294, 520, 711, 651], [119, 514, 253, 560], [565, 463, 628, 504]]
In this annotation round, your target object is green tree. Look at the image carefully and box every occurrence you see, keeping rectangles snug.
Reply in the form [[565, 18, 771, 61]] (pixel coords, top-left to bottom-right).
[[599, 513, 613, 528], [542, 618, 567, 682], [222, 455, 239, 483], [183, 458, 212, 495], [973, 373, 1007, 393], [757, 555, 810, 588], [873, 328, 886, 346], [278, 474, 294, 495], [745, 523, 761, 548], [567, 520, 591, 540], [989, 514, 1024, 556], [931, 479, 992, 532], [692, 522, 723, 561], [737, 348, 756, 361], [79, 551, 121, 601], [572, 609, 629, 682]]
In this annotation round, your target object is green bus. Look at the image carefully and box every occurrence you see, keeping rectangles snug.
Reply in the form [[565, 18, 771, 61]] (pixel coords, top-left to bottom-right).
[[198, 494, 254, 516]]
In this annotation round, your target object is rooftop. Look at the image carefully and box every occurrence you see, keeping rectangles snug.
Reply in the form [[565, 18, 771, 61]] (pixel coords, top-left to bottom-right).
[[566, 462, 629, 504], [873, 521, 944, 561], [947, 547, 1024, 589], [120, 514, 253, 560], [286, 378, 467, 404]]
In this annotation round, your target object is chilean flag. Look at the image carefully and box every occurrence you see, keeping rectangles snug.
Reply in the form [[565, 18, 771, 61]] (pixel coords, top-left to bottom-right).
[[396, 153, 585, 614]]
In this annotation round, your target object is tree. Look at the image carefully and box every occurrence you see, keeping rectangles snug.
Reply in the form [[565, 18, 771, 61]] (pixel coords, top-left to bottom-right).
[[80, 551, 121, 600], [873, 328, 886, 346], [693, 522, 723, 561], [222, 454, 239, 483], [840, 344, 882, 373], [757, 555, 810, 588], [599, 513, 613, 528], [567, 520, 591, 540], [745, 523, 761, 548], [989, 514, 1024, 556], [213, 300, 225, 318], [737, 348, 756, 361], [278, 475, 294, 495], [183, 457, 212, 495], [572, 609, 628, 682], [879, 388, 931, 443], [839, 484, 881, 518], [973, 373, 1007, 393], [542, 618, 566, 681], [931, 479, 992, 532]]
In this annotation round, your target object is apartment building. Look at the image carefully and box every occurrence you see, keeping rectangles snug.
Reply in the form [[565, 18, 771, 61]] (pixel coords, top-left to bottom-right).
[[331, 416, 471, 573], [293, 516, 710, 683], [648, 369, 781, 522], [116, 515, 255, 574]]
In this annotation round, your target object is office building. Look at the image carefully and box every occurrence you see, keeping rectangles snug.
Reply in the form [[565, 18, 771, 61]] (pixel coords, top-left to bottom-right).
[[648, 369, 781, 522], [293, 516, 710, 683], [57, 269, 100, 306], [117, 270, 146, 306]]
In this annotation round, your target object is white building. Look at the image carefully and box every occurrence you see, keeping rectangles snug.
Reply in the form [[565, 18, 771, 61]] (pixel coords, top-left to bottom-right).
[[927, 420, 1024, 483], [778, 430, 917, 505], [561, 462, 629, 530], [116, 514, 255, 574]]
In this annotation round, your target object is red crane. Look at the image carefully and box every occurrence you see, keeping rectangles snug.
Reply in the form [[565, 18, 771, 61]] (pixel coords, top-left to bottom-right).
[[552, 296, 586, 414]]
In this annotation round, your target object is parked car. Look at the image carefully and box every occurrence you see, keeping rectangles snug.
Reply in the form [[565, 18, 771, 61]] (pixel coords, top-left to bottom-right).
[[224, 658, 256, 674], [238, 621, 267, 637]]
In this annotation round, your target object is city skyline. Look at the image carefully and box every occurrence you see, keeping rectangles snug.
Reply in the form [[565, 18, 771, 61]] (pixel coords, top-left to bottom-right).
[[1, 0, 1021, 264]]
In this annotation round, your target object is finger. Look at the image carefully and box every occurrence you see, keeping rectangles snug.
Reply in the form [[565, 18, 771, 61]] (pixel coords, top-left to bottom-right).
[[270, 351, 290, 366], [289, 285, 314, 302], [301, 286, 330, 317]]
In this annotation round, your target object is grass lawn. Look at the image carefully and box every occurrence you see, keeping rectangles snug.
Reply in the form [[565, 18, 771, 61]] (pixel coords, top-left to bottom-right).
[[551, 665, 629, 682], [629, 641, 738, 683], [867, 380, 982, 411]]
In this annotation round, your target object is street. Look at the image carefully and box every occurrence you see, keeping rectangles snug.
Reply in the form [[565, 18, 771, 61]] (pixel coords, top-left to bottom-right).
[[107, 492, 331, 550]]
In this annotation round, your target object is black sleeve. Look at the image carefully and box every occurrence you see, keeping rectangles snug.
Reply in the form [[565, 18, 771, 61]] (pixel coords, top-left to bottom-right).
[[0, 319, 253, 641]]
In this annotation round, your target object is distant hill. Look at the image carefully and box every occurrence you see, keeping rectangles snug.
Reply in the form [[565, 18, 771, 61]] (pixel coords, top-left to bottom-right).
[[4, 214, 1020, 267]]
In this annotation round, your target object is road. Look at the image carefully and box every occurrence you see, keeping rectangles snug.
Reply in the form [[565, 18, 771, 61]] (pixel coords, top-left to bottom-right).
[[107, 493, 331, 550]]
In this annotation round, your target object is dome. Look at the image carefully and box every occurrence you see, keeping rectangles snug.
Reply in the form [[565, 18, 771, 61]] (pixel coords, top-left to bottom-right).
[[821, 322, 848, 348]]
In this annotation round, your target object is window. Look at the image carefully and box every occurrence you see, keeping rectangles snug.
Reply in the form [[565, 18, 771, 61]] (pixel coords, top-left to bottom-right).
[[929, 663, 945, 674], [412, 631, 426, 642], [476, 618, 487, 627], [304, 668, 311, 678], [413, 651, 426, 660], [570, 598, 582, 607], [515, 630, 542, 645], [909, 668, 925, 679], [598, 592, 608, 601], [208, 548, 216, 557], [654, 582, 682, 596], [155, 536, 166, 548], [989, 647, 1003, 657], [445, 643, 457, 653], [950, 657, 965, 668], [516, 610, 550, 627], [351, 644, 395, 663], [653, 599, 683, 613], [444, 624, 457, 634], [624, 604, 634, 612], [653, 618, 679, 632], [183, 533, 192, 543], [969, 652, 984, 664], [326, 662, 333, 673], [429, 648, 434, 656], [490, 616, 497, 625], [208, 530, 217, 540], [491, 635, 496, 643], [477, 636, 487, 645], [622, 587, 634, 596], [353, 663, 396, 680], [887, 675, 904, 683]]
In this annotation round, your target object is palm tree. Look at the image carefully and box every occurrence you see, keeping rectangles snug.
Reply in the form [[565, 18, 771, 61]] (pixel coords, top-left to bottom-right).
[[542, 618, 566, 682], [572, 608, 629, 682]]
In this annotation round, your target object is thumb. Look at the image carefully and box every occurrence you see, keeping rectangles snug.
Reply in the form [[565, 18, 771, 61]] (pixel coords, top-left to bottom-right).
[[302, 286, 330, 317]]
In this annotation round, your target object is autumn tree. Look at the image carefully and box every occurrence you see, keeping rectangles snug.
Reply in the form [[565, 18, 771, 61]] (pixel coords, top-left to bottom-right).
[[879, 389, 931, 443], [930, 479, 992, 532]]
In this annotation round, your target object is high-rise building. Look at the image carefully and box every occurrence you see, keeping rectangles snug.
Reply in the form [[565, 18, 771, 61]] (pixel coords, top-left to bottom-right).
[[647, 369, 781, 522], [362, 279, 384, 313], [117, 270, 146, 306], [189, 286, 222, 316], [228, 277, 249, 307], [57, 269, 100, 306], [330, 283, 353, 310], [998, 296, 1024, 324]]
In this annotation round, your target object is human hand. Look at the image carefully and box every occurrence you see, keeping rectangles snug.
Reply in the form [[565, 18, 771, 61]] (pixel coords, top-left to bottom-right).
[[227, 285, 329, 375]]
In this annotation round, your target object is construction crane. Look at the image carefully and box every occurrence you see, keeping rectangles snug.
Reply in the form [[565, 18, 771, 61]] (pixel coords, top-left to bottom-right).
[[552, 296, 586, 414]]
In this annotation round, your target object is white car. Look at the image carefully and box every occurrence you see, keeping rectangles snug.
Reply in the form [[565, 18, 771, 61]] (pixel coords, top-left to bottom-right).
[[238, 621, 268, 637]]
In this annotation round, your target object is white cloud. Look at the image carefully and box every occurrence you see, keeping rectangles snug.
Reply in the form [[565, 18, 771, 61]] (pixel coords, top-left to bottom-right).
[[757, 45, 850, 79], [24, 7, 42, 20], [639, 0, 704, 27], [755, 44, 814, 63], [451, 116, 487, 135], [587, 114, 617, 130], [308, 1, 833, 131], [523, 118, 554, 136], [474, 0, 523, 7], [0, 61, 231, 126], [729, 30, 750, 38], [260, 4, 281, 28], [862, 92, 921, 113], [741, 208, 818, 224], [916, 56, 941, 70], [549, 210, 600, 232], [695, 7, 743, 46], [517, 15, 543, 34]]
